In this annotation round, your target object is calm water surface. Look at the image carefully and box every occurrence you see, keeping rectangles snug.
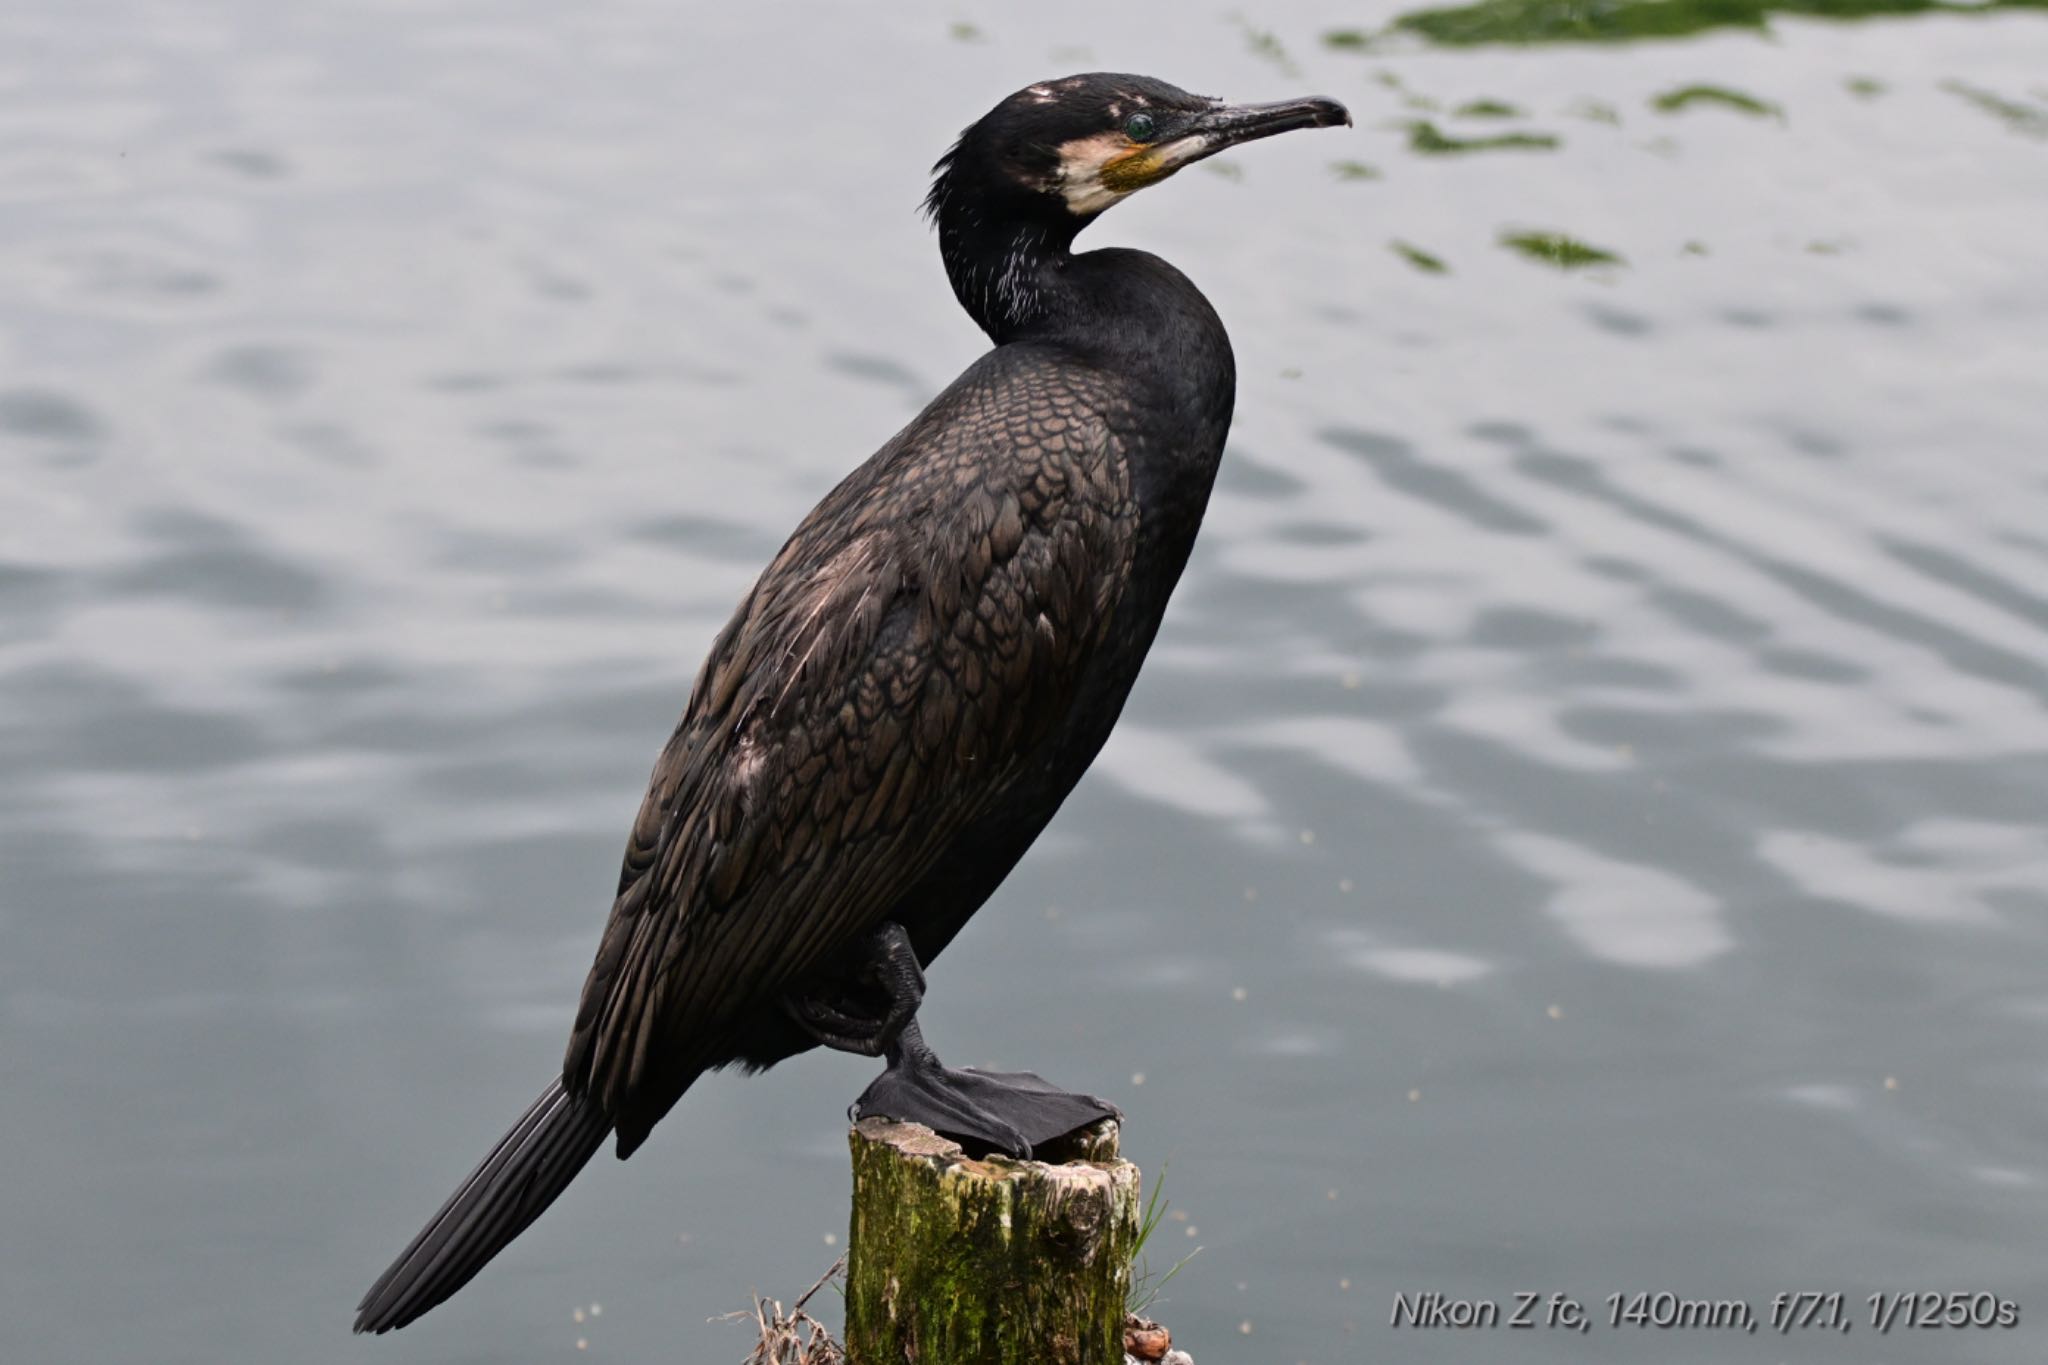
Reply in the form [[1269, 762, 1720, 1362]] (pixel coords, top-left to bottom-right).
[[4, 3, 2047, 1363]]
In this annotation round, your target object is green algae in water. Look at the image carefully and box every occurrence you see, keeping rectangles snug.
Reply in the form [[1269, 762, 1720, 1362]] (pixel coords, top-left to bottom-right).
[[1330, 160, 1383, 180], [1204, 159, 1246, 181], [1501, 230, 1625, 269], [1845, 76, 1887, 99], [1391, 240, 1451, 274], [1652, 84, 1782, 117], [1942, 80, 2048, 138], [1408, 120, 1561, 153], [1455, 98, 1525, 118], [1355, 0, 2048, 49], [1397, 0, 1779, 45], [1238, 20, 1303, 77], [1323, 28, 1375, 49]]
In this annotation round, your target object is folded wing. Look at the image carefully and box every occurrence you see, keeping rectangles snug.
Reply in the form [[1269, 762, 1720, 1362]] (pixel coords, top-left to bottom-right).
[[563, 362, 1139, 1151]]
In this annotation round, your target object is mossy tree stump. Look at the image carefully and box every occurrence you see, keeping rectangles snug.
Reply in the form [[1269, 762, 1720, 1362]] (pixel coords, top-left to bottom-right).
[[845, 1117, 1139, 1365]]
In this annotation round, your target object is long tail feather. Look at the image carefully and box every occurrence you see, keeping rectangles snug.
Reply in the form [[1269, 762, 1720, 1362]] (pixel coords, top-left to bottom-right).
[[355, 1076, 610, 1333]]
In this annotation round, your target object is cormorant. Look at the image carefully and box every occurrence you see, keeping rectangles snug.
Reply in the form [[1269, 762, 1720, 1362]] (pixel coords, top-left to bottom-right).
[[356, 71, 1348, 1334]]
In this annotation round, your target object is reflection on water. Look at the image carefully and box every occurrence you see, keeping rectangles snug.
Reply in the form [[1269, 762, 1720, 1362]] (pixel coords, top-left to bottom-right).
[[3, 2, 2047, 1363]]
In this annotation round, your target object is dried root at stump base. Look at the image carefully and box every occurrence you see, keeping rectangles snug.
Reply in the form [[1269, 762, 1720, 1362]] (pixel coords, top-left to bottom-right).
[[720, 1260, 1199, 1365], [1123, 1314, 1170, 1360], [1122, 1313, 1194, 1365], [720, 1257, 845, 1365]]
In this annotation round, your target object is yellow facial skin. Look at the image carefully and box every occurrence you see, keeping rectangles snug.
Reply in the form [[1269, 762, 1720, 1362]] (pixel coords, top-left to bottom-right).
[[1099, 142, 1179, 192]]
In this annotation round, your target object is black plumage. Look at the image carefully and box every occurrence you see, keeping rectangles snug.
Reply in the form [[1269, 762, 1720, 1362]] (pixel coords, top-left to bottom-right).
[[356, 71, 1346, 1334]]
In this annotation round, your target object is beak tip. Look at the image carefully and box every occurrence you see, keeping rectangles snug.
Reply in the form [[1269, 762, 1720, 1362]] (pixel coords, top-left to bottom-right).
[[1196, 94, 1356, 154]]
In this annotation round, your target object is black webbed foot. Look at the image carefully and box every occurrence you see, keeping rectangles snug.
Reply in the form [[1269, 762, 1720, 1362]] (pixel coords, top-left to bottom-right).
[[785, 922, 1118, 1156], [850, 1019, 1121, 1159]]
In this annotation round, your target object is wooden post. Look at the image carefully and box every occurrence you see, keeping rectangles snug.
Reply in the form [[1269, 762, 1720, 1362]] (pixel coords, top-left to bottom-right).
[[844, 1117, 1140, 1365]]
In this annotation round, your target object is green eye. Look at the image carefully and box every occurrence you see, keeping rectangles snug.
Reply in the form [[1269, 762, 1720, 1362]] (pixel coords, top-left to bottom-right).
[[1123, 112, 1157, 142]]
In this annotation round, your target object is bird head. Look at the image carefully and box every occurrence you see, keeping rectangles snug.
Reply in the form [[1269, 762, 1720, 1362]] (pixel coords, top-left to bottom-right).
[[926, 72, 1351, 230]]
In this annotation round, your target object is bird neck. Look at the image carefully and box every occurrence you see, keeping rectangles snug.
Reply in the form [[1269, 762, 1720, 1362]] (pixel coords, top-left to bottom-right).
[[935, 211, 1079, 343], [934, 208, 1237, 445], [1040, 248, 1238, 444]]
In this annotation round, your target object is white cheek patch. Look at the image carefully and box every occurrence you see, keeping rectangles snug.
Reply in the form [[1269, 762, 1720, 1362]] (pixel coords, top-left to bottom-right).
[[1053, 130, 1217, 215], [1054, 132, 1138, 215]]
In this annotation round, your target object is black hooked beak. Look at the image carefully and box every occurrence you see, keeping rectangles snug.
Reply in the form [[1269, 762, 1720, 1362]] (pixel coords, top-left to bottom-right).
[[1130, 95, 1350, 179], [1192, 94, 1354, 151], [1101, 93, 1352, 196]]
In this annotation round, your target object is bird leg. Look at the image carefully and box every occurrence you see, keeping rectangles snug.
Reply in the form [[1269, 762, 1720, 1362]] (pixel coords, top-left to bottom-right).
[[795, 925, 1118, 1159], [780, 922, 926, 1057]]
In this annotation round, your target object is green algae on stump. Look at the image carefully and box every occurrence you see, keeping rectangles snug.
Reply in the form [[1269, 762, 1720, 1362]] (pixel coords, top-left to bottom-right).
[[846, 1118, 1140, 1365]]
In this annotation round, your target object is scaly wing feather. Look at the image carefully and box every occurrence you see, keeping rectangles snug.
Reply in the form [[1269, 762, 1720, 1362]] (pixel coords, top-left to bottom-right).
[[562, 358, 1138, 1148]]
